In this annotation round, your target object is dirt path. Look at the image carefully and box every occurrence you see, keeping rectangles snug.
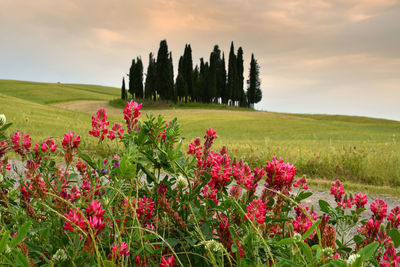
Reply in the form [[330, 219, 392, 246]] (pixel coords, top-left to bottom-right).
[[51, 100, 312, 120]]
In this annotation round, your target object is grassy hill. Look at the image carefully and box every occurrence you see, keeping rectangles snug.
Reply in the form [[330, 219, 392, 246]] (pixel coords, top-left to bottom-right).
[[1, 79, 400, 194]]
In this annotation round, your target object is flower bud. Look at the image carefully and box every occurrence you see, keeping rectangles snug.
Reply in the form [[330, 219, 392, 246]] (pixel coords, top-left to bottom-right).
[[323, 247, 334, 258], [0, 114, 6, 126], [176, 175, 188, 189], [293, 232, 302, 242]]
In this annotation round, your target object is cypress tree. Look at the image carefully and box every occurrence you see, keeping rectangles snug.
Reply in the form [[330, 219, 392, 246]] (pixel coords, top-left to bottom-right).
[[133, 57, 144, 99], [247, 53, 262, 108], [182, 44, 193, 102], [156, 40, 170, 100], [145, 53, 157, 101], [227, 42, 237, 105], [175, 74, 187, 103], [208, 47, 218, 103], [237, 47, 246, 107], [167, 52, 175, 101], [128, 59, 135, 98], [199, 58, 206, 103], [121, 77, 126, 100], [192, 65, 200, 102], [220, 53, 228, 104], [177, 56, 185, 101]]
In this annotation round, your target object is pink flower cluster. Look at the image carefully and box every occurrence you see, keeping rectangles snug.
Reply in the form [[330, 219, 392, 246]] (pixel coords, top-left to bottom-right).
[[89, 108, 124, 141], [136, 196, 155, 223], [123, 100, 142, 133], [261, 156, 296, 198], [34, 138, 57, 154], [109, 242, 130, 259], [388, 206, 400, 229], [11, 131, 31, 156], [62, 132, 81, 164], [89, 108, 110, 141], [63, 200, 106, 235], [292, 204, 318, 237], [380, 242, 400, 266], [245, 198, 267, 224], [293, 176, 308, 190], [160, 255, 175, 267]]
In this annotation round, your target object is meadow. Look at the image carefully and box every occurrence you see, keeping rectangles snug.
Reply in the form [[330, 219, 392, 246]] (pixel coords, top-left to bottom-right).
[[1, 79, 400, 194]]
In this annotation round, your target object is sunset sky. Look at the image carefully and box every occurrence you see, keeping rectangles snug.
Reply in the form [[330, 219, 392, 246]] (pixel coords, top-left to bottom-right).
[[1, 0, 399, 120]]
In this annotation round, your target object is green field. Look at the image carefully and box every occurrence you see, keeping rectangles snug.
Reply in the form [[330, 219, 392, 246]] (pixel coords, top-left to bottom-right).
[[1, 79, 400, 195]]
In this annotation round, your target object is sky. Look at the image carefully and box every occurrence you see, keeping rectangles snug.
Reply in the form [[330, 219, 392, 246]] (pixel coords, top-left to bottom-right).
[[1, 0, 399, 120]]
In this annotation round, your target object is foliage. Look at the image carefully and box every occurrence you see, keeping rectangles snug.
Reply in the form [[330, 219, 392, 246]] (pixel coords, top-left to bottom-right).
[[1, 105, 400, 266], [247, 53, 262, 107]]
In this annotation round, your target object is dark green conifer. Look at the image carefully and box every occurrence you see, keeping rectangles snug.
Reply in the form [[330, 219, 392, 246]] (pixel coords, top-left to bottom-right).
[[227, 42, 237, 105], [121, 77, 126, 100], [247, 53, 262, 108], [156, 40, 170, 100], [128, 59, 135, 98], [133, 57, 143, 99], [145, 53, 157, 101]]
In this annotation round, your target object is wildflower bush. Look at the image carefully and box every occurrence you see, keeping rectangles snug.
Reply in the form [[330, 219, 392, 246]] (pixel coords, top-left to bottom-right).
[[0, 103, 400, 266]]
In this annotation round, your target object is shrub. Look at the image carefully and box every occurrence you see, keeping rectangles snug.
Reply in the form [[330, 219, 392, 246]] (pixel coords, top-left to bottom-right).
[[0, 107, 399, 266]]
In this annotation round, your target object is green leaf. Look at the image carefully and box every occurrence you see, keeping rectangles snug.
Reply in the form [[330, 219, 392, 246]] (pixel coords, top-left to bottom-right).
[[0, 230, 10, 254], [276, 237, 295, 246], [387, 229, 400, 248], [200, 223, 213, 240], [319, 200, 336, 215], [295, 191, 312, 202], [11, 249, 29, 267], [302, 219, 321, 240], [359, 241, 379, 260], [0, 123, 13, 132], [78, 153, 96, 169], [298, 242, 313, 263], [353, 234, 366, 243], [165, 238, 179, 247], [10, 221, 31, 248]]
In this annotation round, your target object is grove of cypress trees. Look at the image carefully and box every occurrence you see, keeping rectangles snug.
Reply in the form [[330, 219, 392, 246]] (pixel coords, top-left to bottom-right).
[[121, 77, 126, 100], [156, 40, 170, 100], [227, 42, 237, 105], [145, 52, 157, 101], [247, 53, 262, 108]]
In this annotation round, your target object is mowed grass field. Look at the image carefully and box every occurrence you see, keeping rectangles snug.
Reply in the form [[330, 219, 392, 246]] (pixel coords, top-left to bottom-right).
[[1, 79, 400, 195]]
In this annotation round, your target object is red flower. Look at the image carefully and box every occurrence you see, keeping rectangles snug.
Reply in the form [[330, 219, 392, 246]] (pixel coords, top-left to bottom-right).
[[330, 180, 345, 204], [86, 200, 105, 218], [109, 242, 130, 259], [388, 206, 400, 229], [123, 100, 142, 133], [371, 199, 387, 222], [136, 196, 155, 222], [353, 193, 367, 209], [245, 198, 267, 224], [160, 255, 175, 267]]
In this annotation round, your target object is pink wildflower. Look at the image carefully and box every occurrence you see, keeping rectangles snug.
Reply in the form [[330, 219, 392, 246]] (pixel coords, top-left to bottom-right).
[[245, 198, 267, 224], [123, 100, 142, 133], [388, 206, 400, 229], [109, 242, 130, 259], [371, 199, 387, 222], [160, 255, 175, 267], [354, 193, 368, 210], [330, 180, 345, 205]]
